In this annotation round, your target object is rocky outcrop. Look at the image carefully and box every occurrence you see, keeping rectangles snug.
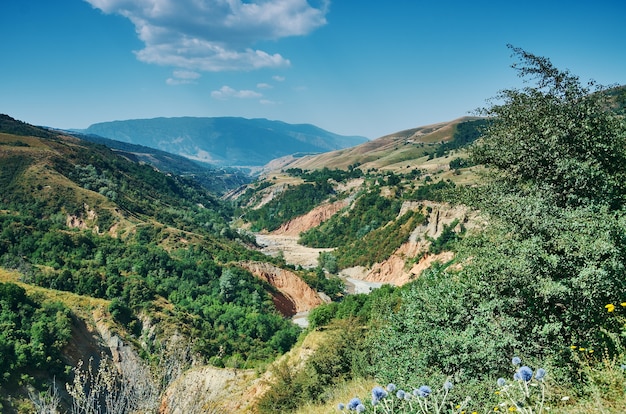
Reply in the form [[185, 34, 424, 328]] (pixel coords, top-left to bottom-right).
[[345, 201, 476, 286], [239, 261, 323, 316], [272, 199, 347, 236]]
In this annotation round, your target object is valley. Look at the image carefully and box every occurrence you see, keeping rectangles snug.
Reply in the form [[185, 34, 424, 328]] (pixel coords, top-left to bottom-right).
[[0, 65, 625, 413]]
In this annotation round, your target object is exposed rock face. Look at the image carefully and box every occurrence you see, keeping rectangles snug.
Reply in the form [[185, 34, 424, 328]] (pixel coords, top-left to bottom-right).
[[239, 261, 323, 316], [272, 199, 347, 236], [160, 366, 259, 414]]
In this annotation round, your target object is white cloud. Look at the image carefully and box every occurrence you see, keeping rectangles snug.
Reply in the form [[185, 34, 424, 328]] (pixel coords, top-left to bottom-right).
[[166, 69, 201, 85], [257, 82, 273, 89], [260, 99, 278, 105], [85, 0, 328, 71], [211, 85, 262, 100], [272, 75, 286, 82]]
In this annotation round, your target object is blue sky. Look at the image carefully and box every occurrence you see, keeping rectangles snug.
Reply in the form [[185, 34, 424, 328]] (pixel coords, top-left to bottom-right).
[[1, 1, 625, 139]]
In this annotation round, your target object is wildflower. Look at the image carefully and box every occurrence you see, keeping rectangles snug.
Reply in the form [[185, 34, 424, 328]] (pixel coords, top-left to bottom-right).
[[396, 390, 406, 399], [338, 403, 345, 410], [497, 378, 506, 387], [372, 386, 388, 401], [621, 302, 626, 307], [371, 398, 379, 406], [620, 364, 626, 371], [605, 303, 615, 312], [508, 407, 516, 412], [570, 345, 577, 349], [518, 366, 533, 382], [417, 385, 432, 397], [347, 398, 362, 410], [513, 372, 521, 381], [512, 356, 521, 365], [386, 383, 397, 392], [535, 368, 546, 380], [588, 349, 594, 353], [356, 404, 366, 413], [444, 381, 454, 391], [579, 347, 586, 351]]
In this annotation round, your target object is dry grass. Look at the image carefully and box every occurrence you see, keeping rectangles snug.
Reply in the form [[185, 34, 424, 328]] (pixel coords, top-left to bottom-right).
[[0, 268, 110, 321]]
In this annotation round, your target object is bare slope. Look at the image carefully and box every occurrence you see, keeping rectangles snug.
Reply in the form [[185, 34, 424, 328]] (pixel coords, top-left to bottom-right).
[[277, 117, 478, 173]]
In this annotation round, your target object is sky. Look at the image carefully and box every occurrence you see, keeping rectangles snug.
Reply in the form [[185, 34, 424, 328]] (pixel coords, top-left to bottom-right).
[[1, 1, 625, 139]]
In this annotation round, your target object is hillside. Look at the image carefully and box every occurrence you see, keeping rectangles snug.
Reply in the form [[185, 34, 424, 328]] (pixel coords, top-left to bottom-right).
[[274, 116, 483, 173], [0, 114, 328, 413], [83, 116, 368, 167]]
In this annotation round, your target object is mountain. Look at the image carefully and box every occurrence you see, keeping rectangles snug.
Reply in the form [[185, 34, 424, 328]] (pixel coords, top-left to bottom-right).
[[83, 117, 368, 167], [70, 131, 252, 194]]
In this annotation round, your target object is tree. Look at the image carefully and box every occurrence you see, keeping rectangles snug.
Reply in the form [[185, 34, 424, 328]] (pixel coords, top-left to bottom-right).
[[472, 45, 626, 210]]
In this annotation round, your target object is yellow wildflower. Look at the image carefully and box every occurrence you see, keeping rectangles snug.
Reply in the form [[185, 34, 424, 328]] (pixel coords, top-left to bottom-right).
[[606, 303, 615, 312], [621, 302, 626, 307], [588, 349, 594, 353], [570, 345, 577, 349], [509, 407, 517, 412], [579, 347, 586, 351]]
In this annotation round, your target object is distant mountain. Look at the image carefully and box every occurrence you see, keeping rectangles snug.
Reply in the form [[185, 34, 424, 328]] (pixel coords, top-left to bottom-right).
[[83, 117, 369, 167], [72, 131, 252, 194]]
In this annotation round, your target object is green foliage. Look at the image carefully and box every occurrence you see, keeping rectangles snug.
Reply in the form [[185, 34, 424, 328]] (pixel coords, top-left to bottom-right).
[[300, 266, 345, 301], [472, 45, 626, 210], [427, 218, 464, 254], [0, 114, 57, 139], [403, 179, 456, 202], [333, 210, 425, 269], [433, 118, 490, 158], [300, 188, 401, 248], [257, 319, 369, 412], [0, 283, 72, 384], [285, 166, 363, 183], [244, 180, 336, 232], [0, 210, 298, 368]]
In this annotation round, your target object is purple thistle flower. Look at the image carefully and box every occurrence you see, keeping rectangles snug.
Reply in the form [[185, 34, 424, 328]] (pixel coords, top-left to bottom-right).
[[372, 386, 388, 401], [497, 377, 506, 387], [417, 385, 432, 397], [519, 366, 533, 382], [513, 372, 521, 381], [512, 356, 521, 365], [348, 398, 362, 410], [396, 390, 406, 399], [535, 368, 546, 380], [386, 383, 397, 392]]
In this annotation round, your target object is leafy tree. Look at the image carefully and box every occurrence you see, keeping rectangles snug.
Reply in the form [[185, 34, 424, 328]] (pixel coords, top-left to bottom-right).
[[472, 45, 626, 210], [370, 46, 626, 391]]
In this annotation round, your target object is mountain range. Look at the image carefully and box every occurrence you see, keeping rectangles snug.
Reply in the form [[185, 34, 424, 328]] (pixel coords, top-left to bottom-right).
[[82, 117, 368, 167]]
